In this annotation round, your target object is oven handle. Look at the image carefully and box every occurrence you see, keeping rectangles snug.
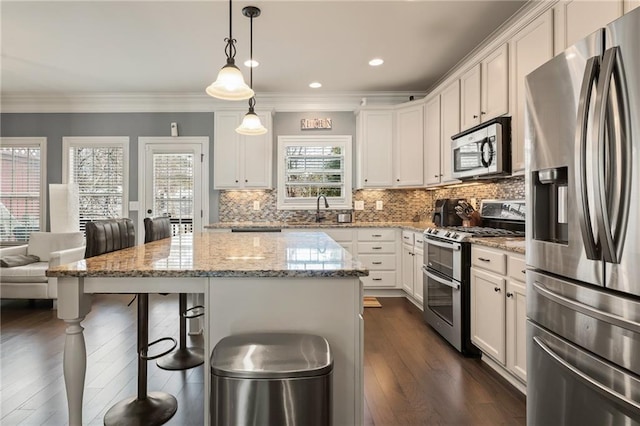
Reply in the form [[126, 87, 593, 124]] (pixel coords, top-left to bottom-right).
[[424, 238, 461, 251], [423, 267, 460, 291]]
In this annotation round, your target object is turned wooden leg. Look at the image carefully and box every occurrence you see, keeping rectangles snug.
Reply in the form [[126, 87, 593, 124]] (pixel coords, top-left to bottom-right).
[[63, 318, 87, 426]]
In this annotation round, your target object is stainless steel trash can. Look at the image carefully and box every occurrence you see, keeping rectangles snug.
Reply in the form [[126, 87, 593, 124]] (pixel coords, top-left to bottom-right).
[[210, 332, 333, 426]]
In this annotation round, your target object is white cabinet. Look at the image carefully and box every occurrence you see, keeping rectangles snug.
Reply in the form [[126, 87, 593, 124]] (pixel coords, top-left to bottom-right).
[[356, 104, 424, 189], [554, 0, 623, 54], [400, 230, 424, 307], [509, 9, 554, 173], [214, 110, 272, 189], [440, 80, 461, 184], [356, 228, 400, 289], [424, 95, 441, 186], [460, 45, 509, 132], [394, 103, 424, 187], [470, 245, 527, 386], [356, 109, 394, 188], [625, 0, 640, 13]]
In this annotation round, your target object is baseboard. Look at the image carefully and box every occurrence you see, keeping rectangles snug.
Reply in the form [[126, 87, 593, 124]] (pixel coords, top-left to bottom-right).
[[480, 355, 527, 396]]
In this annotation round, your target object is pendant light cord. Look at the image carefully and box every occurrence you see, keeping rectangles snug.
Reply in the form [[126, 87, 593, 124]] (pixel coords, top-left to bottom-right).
[[228, 0, 232, 41], [249, 12, 253, 89]]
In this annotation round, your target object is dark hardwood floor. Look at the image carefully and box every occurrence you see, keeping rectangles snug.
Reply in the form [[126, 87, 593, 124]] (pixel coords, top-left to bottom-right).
[[1, 295, 525, 425]]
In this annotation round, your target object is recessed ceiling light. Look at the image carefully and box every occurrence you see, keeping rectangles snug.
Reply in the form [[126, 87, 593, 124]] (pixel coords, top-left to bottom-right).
[[309, 82, 322, 89], [244, 59, 259, 68], [369, 58, 384, 66]]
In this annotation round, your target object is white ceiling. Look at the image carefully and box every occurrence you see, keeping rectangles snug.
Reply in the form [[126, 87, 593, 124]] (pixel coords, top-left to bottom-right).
[[1, 0, 527, 97]]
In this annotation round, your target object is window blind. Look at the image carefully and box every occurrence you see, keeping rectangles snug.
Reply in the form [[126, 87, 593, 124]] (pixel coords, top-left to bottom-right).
[[0, 146, 42, 242], [153, 153, 194, 234], [284, 145, 344, 198]]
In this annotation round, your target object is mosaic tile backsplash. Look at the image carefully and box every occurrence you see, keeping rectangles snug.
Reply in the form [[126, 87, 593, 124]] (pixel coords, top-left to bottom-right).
[[218, 176, 525, 223]]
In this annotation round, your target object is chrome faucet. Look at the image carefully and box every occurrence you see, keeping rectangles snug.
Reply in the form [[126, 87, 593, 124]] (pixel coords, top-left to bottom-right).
[[316, 194, 329, 222]]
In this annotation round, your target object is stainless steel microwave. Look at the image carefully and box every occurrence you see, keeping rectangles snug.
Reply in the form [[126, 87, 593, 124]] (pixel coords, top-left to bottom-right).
[[451, 117, 511, 180]]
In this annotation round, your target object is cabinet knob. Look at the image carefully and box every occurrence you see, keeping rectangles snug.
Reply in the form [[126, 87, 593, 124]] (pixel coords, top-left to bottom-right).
[[473, 114, 478, 119], [364, 179, 368, 182], [506, 292, 513, 298], [396, 178, 400, 182], [494, 287, 501, 293], [481, 111, 487, 115], [235, 180, 239, 183], [434, 174, 439, 178], [245, 179, 248, 183]]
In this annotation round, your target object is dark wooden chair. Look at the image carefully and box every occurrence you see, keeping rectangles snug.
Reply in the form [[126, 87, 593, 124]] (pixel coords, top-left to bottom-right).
[[144, 217, 204, 370], [86, 218, 177, 426]]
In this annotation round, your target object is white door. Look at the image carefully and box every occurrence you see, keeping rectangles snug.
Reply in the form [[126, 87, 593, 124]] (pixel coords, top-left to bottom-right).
[[139, 137, 208, 234]]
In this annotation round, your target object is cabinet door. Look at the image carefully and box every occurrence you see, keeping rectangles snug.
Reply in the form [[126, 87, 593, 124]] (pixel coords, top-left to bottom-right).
[[440, 80, 461, 184], [413, 247, 424, 305], [460, 63, 481, 131], [214, 111, 242, 189], [554, 0, 622, 54], [506, 279, 527, 383], [509, 9, 554, 173], [481, 44, 509, 122], [625, 0, 640, 13], [395, 103, 424, 187], [401, 244, 415, 296], [243, 112, 273, 189], [424, 95, 441, 186], [471, 267, 506, 364], [358, 110, 394, 188]]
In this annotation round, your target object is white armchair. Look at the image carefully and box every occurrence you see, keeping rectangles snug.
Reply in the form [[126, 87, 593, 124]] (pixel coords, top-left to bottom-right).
[[0, 232, 85, 303]]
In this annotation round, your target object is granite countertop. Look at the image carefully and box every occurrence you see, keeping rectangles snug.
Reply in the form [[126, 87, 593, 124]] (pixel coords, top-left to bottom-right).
[[47, 232, 368, 278], [206, 221, 436, 233], [469, 237, 526, 254]]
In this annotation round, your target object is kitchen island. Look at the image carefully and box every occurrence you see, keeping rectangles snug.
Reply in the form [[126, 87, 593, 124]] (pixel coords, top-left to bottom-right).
[[48, 231, 367, 426]]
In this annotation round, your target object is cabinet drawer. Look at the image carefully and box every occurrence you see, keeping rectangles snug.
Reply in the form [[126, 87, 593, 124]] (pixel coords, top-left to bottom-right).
[[357, 228, 396, 241], [414, 233, 425, 251], [472, 246, 507, 275], [357, 241, 395, 254], [508, 255, 526, 282], [361, 271, 397, 287], [322, 228, 354, 243], [357, 254, 397, 270], [401, 230, 414, 245]]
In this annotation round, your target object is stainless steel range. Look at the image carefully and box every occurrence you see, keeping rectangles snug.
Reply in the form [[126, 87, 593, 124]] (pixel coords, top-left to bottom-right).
[[422, 200, 525, 355]]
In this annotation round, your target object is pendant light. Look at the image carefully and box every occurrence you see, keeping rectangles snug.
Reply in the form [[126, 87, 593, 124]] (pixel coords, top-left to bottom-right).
[[205, 0, 254, 100], [236, 6, 268, 136]]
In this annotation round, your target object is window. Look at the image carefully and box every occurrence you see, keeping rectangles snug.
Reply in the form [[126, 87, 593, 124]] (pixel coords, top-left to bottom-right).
[[277, 135, 352, 210], [63, 137, 129, 232], [0, 138, 46, 242]]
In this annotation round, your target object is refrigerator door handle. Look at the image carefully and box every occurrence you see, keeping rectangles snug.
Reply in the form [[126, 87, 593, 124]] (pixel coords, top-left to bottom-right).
[[533, 336, 640, 414], [533, 281, 640, 334], [592, 46, 632, 264], [574, 55, 600, 260]]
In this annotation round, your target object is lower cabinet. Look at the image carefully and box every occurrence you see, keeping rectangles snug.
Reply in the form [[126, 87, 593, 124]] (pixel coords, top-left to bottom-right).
[[400, 230, 424, 307], [357, 228, 400, 289], [470, 245, 526, 388]]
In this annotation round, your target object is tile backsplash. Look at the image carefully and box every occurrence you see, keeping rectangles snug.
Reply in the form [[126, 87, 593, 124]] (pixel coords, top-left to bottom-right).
[[218, 176, 525, 223]]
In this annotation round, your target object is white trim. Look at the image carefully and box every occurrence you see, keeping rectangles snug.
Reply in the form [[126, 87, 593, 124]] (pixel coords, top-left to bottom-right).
[[0, 92, 422, 113], [62, 136, 130, 220], [137, 136, 209, 234], [277, 135, 353, 210], [0, 137, 47, 234]]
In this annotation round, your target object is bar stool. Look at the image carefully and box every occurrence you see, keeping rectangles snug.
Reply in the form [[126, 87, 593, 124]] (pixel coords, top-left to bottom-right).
[[85, 218, 178, 426], [144, 217, 204, 371]]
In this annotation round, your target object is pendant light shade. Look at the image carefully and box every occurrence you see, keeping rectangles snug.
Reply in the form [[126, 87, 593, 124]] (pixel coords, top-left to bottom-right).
[[206, 0, 254, 101], [236, 6, 268, 135], [236, 98, 268, 135]]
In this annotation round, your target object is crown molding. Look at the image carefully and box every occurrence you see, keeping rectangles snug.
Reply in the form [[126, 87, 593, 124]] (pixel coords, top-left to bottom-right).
[[0, 91, 424, 113]]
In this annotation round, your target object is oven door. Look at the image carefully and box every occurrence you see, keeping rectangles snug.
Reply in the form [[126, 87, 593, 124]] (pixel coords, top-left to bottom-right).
[[423, 267, 462, 352], [452, 136, 498, 179], [424, 237, 462, 282]]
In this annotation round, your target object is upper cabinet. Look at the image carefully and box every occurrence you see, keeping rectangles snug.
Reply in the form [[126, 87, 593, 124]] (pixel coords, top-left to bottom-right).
[[460, 44, 509, 132], [214, 110, 273, 190], [625, 0, 640, 13], [554, 0, 623, 54], [394, 102, 424, 187], [356, 109, 394, 188], [424, 94, 441, 186], [509, 9, 554, 173], [356, 103, 424, 189], [440, 80, 462, 184]]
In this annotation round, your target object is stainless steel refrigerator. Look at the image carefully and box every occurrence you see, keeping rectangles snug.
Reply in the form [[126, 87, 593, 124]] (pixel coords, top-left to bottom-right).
[[525, 7, 640, 426]]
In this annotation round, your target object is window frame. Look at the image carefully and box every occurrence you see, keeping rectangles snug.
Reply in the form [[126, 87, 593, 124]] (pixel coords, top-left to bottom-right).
[[62, 137, 130, 228], [277, 135, 352, 210], [0, 137, 47, 242]]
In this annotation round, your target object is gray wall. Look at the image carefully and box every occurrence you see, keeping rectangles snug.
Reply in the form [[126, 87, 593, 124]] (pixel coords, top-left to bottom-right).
[[0, 112, 218, 229]]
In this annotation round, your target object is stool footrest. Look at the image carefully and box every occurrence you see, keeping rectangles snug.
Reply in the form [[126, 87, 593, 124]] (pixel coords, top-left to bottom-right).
[[140, 337, 178, 361], [183, 305, 205, 319]]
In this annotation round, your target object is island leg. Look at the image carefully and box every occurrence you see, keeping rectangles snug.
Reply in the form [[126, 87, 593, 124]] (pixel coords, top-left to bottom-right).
[[63, 318, 87, 426], [57, 277, 93, 426]]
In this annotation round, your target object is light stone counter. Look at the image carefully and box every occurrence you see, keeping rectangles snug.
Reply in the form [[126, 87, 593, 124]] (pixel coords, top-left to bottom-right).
[[48, 231, 367, 278], [469, 237, 526, 254]]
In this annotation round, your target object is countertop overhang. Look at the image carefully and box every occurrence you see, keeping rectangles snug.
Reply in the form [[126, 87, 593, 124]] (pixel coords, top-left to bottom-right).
[[47, 231, 368, 278]]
